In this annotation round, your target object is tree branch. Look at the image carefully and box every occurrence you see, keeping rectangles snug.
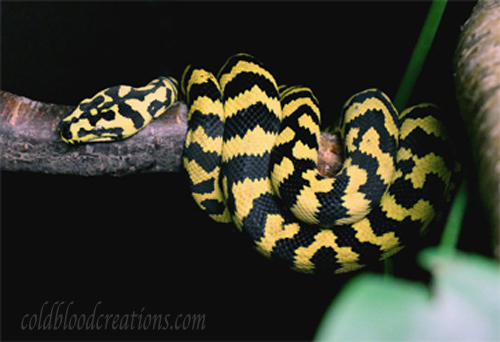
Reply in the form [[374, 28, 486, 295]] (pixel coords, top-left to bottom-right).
[[0, 90, 188, 176], [454, 0, 500, 259], [0, 89, 344, 179]]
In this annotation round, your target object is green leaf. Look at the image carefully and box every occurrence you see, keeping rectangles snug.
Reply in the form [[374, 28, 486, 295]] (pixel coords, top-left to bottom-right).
[[314, 250, 500, 341], [314, 273, 429, 341], [419, 248, 500, 340]]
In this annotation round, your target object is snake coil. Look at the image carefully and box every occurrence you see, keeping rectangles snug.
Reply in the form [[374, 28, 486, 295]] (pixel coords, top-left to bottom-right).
[[59, 53, 458, 274]]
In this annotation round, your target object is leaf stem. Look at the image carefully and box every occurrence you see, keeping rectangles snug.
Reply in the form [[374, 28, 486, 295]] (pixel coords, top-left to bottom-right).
[[440, 182, 467, 255], [393, 0, 447, 111]]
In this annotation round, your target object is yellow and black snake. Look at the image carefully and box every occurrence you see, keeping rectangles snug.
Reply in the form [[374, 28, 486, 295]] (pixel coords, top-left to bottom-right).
[[59, 53, 458, 274]]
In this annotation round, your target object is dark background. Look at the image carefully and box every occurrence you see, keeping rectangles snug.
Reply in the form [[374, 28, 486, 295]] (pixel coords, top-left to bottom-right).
[[2, 1, 485, 340]]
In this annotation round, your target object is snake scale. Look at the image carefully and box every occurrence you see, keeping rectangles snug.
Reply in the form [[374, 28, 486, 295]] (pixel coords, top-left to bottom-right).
[[58, 53, 458, 274]]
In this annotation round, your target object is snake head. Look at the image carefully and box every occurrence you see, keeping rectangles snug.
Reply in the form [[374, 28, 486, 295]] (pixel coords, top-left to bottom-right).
[[58, 77, 178, 144], [57, 89, 127, 144]]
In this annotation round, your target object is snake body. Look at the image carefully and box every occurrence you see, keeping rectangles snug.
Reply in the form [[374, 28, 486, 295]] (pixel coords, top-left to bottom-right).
[[59, 53, 458, 274]]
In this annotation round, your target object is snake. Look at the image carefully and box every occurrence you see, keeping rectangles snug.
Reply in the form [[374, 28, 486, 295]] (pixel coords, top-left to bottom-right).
[[58, 53, 458, 274]]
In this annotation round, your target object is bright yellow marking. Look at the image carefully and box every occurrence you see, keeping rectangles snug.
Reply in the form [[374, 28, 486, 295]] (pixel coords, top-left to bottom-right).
[[161, 77, 178, 96], [213, 211, 232, 223], [344, 127, 360, 150], [180, 66, 191, 95], [292, 141, 316, 161], [274, 126, 295, 146], [66, 102, 142, 143], [255, 215, 300, 258], [405, 153, 451, 189], [183, 158, 220, 186], [352, 219, 404, 260], [358, 127, 395, 184], [189, 95, 223, 120], [61, 76, 177, 144], [219, 59, 278, 91], [185, 126, 223, 154], [118, 85, 130, 98], [183, 157, 231, 224], [280, 95, 320, 146], [125, 87, 166, 120], [191, 190, 223, 209], [270, 157, 294, 195], [119, 96, 150, 117], [400, 115, 445, 139], [223, 84, 281, 119], [298, 114, 320, 137], [221, 175, 229, 203], [380, 192, 435, 227], [352, 219, 400, 250], [61, 89, 114, 142], [336, 161, 371, 225], [279, 85, 314, 101], [396, 148, 452, 190], [397, 147, 413, 162], [282, 96, 320, 120], [292, 229, 362, 274], [231, 177, 271, 227], [184, 69, 219, 100], [209, 210, 232, 223], [222, 126, 276, 161], [343, 92, 398, 138], [399, 107, 445, 139], [291, 170, 334, 225]]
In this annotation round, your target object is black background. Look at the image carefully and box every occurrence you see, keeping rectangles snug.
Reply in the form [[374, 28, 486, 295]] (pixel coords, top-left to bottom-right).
[[2, 1, 486, 340]]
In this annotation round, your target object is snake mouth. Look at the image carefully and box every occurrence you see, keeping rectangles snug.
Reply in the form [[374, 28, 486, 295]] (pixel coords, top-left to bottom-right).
[[75, 126, 125, 143], [57, 120, 124, 144]]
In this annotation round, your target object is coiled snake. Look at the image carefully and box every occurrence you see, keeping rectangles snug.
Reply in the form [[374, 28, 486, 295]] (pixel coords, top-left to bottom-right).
[[59, 53, 458, 274]]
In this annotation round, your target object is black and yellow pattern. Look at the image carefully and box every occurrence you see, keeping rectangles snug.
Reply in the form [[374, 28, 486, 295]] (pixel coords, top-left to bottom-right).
[[272, 86, 400, 227], [59, 53, 458, 274], [182, 65, 231, 223], [59, 77, 178, 143]]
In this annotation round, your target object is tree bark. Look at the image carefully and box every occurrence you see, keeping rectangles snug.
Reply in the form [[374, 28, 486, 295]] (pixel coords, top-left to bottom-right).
[[454, 0, 500, 259], [0, 90, 188, 176]]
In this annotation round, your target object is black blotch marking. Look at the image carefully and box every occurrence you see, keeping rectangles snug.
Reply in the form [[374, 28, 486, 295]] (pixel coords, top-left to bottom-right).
[[184, 143, 221, 174], [223, 102, 280, 140], [310, 247, 341, 273], [117, 102, 145, 129], [191, 178, 215, 195], [187, 81, 222, 106], [187, 111, 224, 139], [200, 199, 227, 216], [58, 120, 73, 140], [222, 72, 279, 103], [101, 110, 115, 121], [147, 99, 166, 117], [222, 153, 272, 185]]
